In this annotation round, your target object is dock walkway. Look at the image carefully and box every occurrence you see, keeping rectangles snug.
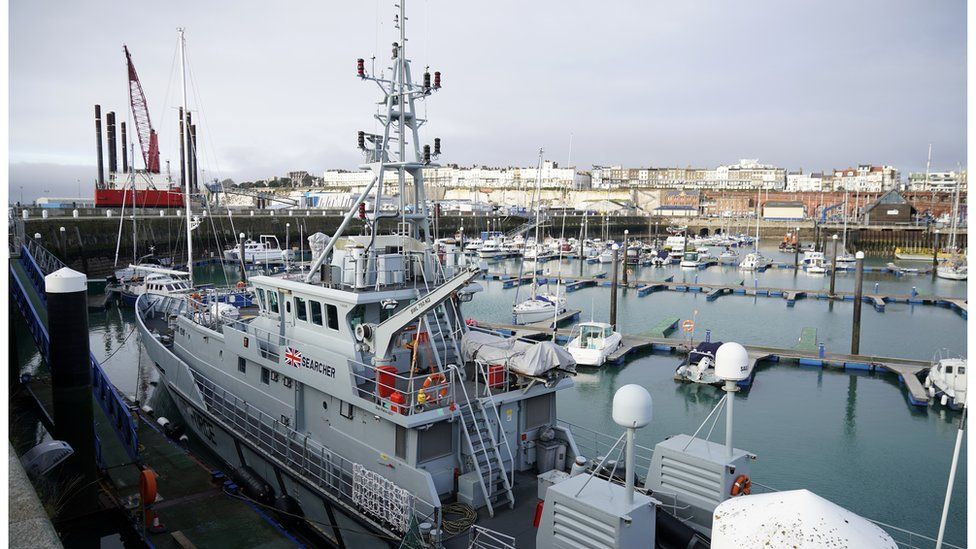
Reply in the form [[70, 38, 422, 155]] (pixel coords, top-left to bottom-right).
[[475, 320, 933, 407]]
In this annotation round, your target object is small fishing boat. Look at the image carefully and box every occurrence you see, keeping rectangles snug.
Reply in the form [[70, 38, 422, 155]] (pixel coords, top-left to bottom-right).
[[118, 265, 192, 306], [565, 321, 622, 367], [674, 342, 724, 385], [718, 248, 739, 265], [806, 256, 827, 274], [679, 250, 702, 269], [739, 252, 766, 271], [925, 354, 967, 410]]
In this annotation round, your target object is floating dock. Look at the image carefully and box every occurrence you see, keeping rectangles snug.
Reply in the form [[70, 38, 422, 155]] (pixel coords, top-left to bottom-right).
[[475, 319, 934, 407]]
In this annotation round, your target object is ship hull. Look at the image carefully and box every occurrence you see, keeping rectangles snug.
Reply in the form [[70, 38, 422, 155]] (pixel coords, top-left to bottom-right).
[[95, 188, 185, 208], [135, 302, 396, 547]]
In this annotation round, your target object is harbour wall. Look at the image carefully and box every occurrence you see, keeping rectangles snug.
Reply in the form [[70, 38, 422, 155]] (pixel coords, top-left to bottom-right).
[[19, 212, 965, 277]]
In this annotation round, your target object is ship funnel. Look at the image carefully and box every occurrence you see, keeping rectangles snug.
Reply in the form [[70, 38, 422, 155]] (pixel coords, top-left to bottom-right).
[[94, 105, 105, 186], [120, 121, 128, 173], [106, 111, 118, 175]]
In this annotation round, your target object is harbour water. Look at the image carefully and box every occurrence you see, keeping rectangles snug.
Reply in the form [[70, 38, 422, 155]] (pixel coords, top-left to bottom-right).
[[12, 243, 967, 546]]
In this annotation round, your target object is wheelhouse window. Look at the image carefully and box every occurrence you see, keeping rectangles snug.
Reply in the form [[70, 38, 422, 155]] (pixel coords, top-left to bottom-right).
[[310, 301, 323, 325], [268, 291, 279, 314], [295, 297, 307, 322], [257, 288, 266, 310], [327, 304, 339, 330], [238, 357, 246, 373], [261, 367, 270, 384], [945, 365, 954, 374]]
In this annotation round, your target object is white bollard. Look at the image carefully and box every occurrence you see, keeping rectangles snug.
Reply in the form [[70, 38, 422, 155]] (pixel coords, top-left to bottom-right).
[[250, 210, 255, 216], [72, 209, 79, 218], [41, 210, 49, 219], [106, 210, 113, 218], [22, 210, 29, 220], [159, 210, 165, 217]]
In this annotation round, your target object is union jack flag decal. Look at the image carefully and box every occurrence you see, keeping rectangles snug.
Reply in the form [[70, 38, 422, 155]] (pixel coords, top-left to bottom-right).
[[284, 347, 302, 367]]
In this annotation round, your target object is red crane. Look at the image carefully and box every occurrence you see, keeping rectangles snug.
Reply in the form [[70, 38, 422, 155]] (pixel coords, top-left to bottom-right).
[[123, 45, 160, 173]]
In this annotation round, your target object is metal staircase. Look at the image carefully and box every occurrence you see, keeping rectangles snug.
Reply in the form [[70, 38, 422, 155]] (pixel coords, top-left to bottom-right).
[[452, 368, 515, 517]]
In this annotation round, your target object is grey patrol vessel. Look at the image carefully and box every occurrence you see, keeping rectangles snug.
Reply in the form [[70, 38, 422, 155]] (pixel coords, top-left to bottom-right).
[[137, 2, 581, 545], [135, 3, 913, 548]]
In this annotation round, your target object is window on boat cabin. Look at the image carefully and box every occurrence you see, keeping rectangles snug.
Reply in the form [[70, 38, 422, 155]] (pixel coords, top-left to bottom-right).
[[261, 367, 270, 384], [524, 394, 553, 430], [285, 300, 292, 314], [418, 421, 453, 461], [959, 366, 966, 375], [604, 326, 613, 338], [257, 288, 266, 310], [238, 357, 246, 374], [349, 305, 365, 332], [310, 301, 323, 326], [327, 304, 339, 330], [295, 297, 307, 322], [268, 291, 279, 314], [945, 365, 954, 374], [395, 425, 407, 459]]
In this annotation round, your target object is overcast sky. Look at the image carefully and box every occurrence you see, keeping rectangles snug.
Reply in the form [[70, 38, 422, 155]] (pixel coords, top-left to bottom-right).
[[9, 0, 967, 202]]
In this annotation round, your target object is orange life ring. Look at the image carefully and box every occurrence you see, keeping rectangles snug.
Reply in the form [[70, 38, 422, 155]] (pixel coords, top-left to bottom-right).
[[236, 280, 246, 290], [139, 469, 158, 504], [730, 474, 751, 497], [189, 293, 202, 309], [422, 373, 448, 400]]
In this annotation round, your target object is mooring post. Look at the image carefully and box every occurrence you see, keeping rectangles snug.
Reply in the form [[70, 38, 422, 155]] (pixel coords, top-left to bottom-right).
[[46, 267, 98, 513], [851, 251, 865, 355], [829, 234, 839, 296], [793, 226, 800, 268], [932, 229, 940, 278], [610, 244, 620, 330], [238, 232, 247, 283], [622, 229, 629, 285]]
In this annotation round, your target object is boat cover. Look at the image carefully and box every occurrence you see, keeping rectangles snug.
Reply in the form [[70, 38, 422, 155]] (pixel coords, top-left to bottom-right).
[[307, 232, 330, 257], [461, 331, 576, 376]]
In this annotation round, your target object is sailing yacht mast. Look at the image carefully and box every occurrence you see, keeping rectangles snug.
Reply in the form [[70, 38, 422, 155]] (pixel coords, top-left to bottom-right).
[[842, 189, 849, 254], [754, 187, 761, 253], [530, 148, 544, 299], [178, 28, 194, 287]]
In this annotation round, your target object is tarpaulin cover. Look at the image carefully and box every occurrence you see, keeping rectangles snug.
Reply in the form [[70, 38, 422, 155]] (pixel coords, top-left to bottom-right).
[[461, 331, 576, 376]]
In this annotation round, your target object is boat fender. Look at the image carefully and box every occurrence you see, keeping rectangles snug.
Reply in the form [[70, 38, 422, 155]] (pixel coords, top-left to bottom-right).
[[141, 405, 154, 415], [230, 465, 276, 504], [730, 474, 751, 496], [156, 417, 170, 429], [163, 422, 184, 440], [538, 426, 556, 442], [273, 495, 305, 526]]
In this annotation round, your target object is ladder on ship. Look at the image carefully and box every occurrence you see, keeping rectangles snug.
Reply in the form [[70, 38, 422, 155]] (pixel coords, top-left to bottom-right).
[[452, 369, 516, 517]]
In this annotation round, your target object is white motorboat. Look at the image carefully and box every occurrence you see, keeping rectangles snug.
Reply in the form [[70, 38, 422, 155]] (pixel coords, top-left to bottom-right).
[[806, 257, 827, 274], [937, 255, 967, 280], [674, 342, 724, 385], [513, 292, 566, 325], [224, 235, 295, 263], [679, 251, 701, 269], [565, 321, 622, 367], [597, 248, 615, 264], [739, 252, 766, 271], [718, 248, 739, 265], [925, 355, 967, 409], [118, 265, 192, 306], [802, 250, 825, 265]]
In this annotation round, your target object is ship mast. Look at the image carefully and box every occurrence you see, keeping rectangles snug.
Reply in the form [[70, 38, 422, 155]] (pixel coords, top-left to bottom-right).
[[178, 28, 194, 286], [305, 0, 441, 283]]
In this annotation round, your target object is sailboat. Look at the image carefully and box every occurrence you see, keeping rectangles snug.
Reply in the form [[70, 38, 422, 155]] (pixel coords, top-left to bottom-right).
[[835, 190, 856, 268], [739, 189, 767, 271], [937, 176, 967, 280], [513, 149, 567, 325]]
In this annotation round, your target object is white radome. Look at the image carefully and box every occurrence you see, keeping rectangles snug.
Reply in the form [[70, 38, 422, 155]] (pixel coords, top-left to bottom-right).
[[612, 384, 653, 428], [715, 342, 751, 381]]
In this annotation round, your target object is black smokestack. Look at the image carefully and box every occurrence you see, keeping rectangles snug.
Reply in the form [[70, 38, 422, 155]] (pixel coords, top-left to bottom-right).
[[190, 123, 198, 192], [178, 107, 186, 188], [120, 121, 128, 173], [106, 111, 118, 175], [186, 111, 195, 192], [94, 105, 104, 186]]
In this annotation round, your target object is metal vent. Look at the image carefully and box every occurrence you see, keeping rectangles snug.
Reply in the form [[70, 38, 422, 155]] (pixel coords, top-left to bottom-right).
[[658, 455, 723, 506], [551, 501, 615, 549]]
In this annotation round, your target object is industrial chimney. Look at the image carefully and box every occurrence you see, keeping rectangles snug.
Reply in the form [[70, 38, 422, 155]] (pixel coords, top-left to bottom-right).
[[120, 121, 128, 173], [106, 111, 118, 175], [94, 105, 104, 186]]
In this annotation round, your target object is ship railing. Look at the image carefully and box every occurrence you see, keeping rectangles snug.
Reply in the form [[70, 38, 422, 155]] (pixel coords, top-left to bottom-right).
[[348, 358, 456, 416], [467, 525, 516, 549], [320, 251, 438, 292], [557, 419, 655, 475], [192, 370, 441, 535]]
